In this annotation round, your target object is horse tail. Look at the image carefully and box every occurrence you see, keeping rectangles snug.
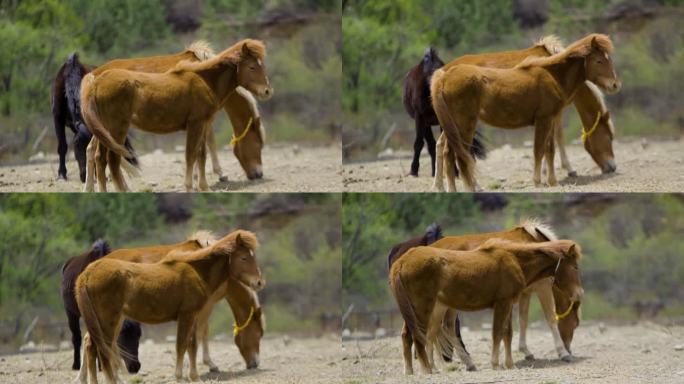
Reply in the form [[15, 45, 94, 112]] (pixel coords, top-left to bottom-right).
[[390, 265, 425, 345], [430, 69, 477, 190], [76, 274, 119, 378], [471, 129, 487, 160], [424, 223, 443, 245], [80, 73, 138, 164]]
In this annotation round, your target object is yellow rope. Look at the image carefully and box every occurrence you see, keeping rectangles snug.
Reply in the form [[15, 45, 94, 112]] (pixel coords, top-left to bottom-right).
[[580, 111, 601, 143], [555, 301, 575, 321], [230, 117, 253, 147], [233, 306, 255, 337]]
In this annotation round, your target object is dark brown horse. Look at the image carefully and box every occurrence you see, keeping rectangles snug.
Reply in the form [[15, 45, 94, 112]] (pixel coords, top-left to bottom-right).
[[51, 54, 137, 182], [403, 48, 486, 176], [60, 240, 141, 372]]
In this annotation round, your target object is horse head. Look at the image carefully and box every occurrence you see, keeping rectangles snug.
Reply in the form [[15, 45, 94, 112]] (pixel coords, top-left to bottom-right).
[[118, 319, 142, 373], [234, 40, 273, 101], [228, 280, 265, 370], [583, 35, 621, 94], [220, 231, 265, 291], [550, 240, 584, 303], [422, 47, 445, 82]]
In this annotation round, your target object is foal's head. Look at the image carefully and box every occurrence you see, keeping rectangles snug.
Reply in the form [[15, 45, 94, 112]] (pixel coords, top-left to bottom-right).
[[550, 241, 584, 303], [234, 40, 273, 101], [222, 231, 265, 291], [583, 35, 621, 94], [422, 47, 444, 83]]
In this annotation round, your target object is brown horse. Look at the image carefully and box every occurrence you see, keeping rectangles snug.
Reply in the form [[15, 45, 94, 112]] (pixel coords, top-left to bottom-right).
[[76, 230, 264, 383], [429, 36, 618, 192], [81, 39, 272, 192], [431, 34, 620, 191], [390, 239, 583, 374], [429, 219, 579, 365]]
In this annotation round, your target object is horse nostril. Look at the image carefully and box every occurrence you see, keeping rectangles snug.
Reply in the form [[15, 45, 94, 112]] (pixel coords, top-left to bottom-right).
[[255, 170, 263, 179]]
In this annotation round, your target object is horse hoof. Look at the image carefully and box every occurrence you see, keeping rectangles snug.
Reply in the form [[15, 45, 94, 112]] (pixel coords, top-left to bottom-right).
[[218, 176, 228, 182], [561, 354, 573, 363], [466, 365, 477, 372], [209, 366, 219, 373], [568, 171, 578, 177], [57, 176, 67, 182], [525, 354, 535, 361], [407, 172, 418, 177]]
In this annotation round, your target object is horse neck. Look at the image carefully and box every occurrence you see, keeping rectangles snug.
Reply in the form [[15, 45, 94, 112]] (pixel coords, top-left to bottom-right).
[[225, 279, 257, 320], [538, 57, 587, 102], [181, 248, 230, 293], [191, 64, 238, 107], [509, 246, 559, 286], [572, 83, 604, 128]]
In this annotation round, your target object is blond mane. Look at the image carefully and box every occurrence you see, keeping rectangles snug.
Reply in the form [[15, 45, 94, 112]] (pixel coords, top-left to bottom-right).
[[477, 238, 582, 261], [517, 34, 613, 69], [186, 40, 215, 61], [165, 229, 259, 262], [535, 35, 565, 55], [518, 218, 558, 241], [174, 39, 266, 73], [187, 230, 217, 248]]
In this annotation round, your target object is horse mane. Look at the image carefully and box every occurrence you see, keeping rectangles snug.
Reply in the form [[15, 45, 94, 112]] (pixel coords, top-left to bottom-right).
[[424, 223, 443, 244], [187, 230, 217, 248], [518, 218, 558, 241], [165, 229, 259, 264], [174, 39, 266, 73], [516, 34, 613, 69], [235, 86, 266, 142], [386, 223, 443, 270], [478, 238, 582, 261], [535, 35, 565, 55], [186, 40, 215, 61]]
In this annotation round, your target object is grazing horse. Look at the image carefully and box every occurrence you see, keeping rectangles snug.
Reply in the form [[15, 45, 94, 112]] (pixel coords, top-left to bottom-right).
[[403, 48, 486, 177], [60, 240, 141, 373], [80, 39, 272, 192], [51, 54, 138, 182], [431, 34, 620, 191], [102, 231, 264, 371], [430, 36, 618, 191], [390, 239, 583, 374], [76, 230, 264, 383]]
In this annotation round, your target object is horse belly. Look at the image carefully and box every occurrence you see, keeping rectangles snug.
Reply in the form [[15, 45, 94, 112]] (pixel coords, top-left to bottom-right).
[[478, 87, 537, 128], [130, 88, 192, 134]]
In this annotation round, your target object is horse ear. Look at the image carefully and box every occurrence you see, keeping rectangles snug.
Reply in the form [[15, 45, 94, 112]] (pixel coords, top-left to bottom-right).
[[568, 243, 578, 259], [591, 36, 600, 51], [236, 233, 244, 247], [535, 227, 551, 241], [241, 43, 251, 58]]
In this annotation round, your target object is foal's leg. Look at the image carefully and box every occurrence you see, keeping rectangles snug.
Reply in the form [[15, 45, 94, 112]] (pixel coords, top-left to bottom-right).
[[95, 143, 108, 193], [554, 122, 576, 177], [175, 313, 198, 381], [545, 119, 559, 186], [409, 116, 426, 177], [401, 322, 414, 375], [503, 313, 514, 369], [533, 119, 554, 187], [536, 281, 572, 361], [107, 152, 129, 192], [184, 126, 204, 192], [432, 133, 446, 192], [196, 302, 219, 372], [205, 126, 225, 181], [425, 304, 448, 371], [197, 126, 209, 191], [491, 301, 513, 369], [517, 291, 534, 360], [83, 137, 97, 193], [444, 142, 458, 192]]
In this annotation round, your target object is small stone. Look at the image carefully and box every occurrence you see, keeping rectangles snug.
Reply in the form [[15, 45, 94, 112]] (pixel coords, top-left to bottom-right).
[[641, 348, 651, 354], [674, 344, 684, 351], [598, 322, 607, 334]]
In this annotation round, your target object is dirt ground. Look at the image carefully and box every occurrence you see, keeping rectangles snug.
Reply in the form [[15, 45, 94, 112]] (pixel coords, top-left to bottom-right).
[[343, 139, 684, 192], [0, 144, 341, 193], [0, 336, 342, 384], [341, 322, 684, 384]]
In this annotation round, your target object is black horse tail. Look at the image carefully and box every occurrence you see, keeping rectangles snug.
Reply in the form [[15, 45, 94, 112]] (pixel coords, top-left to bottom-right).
[[424, 223, 443, 245], [471, 129, 487, 160]]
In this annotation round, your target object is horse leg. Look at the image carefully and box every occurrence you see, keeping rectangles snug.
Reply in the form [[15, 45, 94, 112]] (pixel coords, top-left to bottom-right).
[[533, 119, 554, 187], [444, 142, 458, 192], [409, 116, 425, 177], [206, 126, 225, 181], [536, 281, 572, 361], [196, 302, 219, 372], [426, 304, 448, 371], [449, 311, 476, 371], [491, 300, 513, 369], [107, 152, 129, 192], [67, 310, 82, 370], [54, 112, 68, 180], [441, 309, 455, 362], [518, 290, 534, 360], [431, 132, 446, 192], [83, 137, 96, 192], [555, 122, 576, 177], [545, 119, 558, 186], [95, 142, 108, 193], [401, 322, 414, 375], [175, 313, 196, 380], [83, 333, 98, 384], [451, 116, 479, 192], [425, 125, 437, 177], [503, 312, 514, 369], [184, 126, 203, 192], [197, 126, 209, 191], [187, 325, 200, 382]]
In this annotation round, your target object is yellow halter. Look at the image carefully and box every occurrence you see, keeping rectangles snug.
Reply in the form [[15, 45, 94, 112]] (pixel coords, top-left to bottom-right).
[[233, 306, 255, 337], [230, 117, 253, 147], [580, 111, 601, 143], [555, 301, 575, 321]]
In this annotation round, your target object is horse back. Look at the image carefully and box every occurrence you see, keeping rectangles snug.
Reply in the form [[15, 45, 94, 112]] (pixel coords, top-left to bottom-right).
[[106, 240, 201, 264], [92, 51, 198, 76]]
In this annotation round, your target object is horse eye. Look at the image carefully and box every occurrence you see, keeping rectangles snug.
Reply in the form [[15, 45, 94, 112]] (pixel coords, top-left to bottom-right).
[[249, 66, 256, 71], [241, 256, 247, 261]]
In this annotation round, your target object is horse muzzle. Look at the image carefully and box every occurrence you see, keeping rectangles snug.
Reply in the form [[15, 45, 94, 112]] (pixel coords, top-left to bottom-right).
[[247, 166, 263, 180], [246, 355, 259, 369], [256, 87, 273, 101], [125, 359, 141, 374], [601, 159, 617, 174], [252, 278, 266, 291]]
